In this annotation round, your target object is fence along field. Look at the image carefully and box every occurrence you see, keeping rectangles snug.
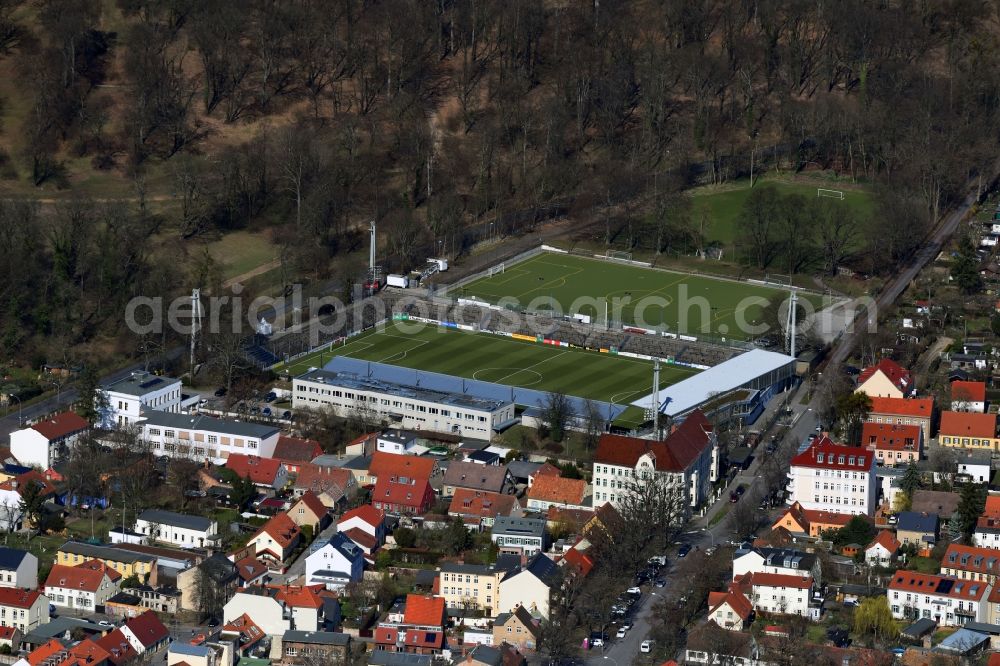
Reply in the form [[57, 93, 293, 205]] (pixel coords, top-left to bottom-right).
[[457, 252, 822, 340], [282, 321, 699, 405]]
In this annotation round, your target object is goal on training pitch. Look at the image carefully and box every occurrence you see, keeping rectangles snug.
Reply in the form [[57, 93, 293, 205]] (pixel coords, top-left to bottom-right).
[[606, 249, 633, 262], [817, 188, 844, 200], [488, 263, 505, 277]]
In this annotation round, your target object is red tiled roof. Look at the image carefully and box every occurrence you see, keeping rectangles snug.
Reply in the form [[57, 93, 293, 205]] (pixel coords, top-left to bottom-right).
[[291, 491, 328, 519], [0, 471, 57, 497], [269, 584, 326, 609], [293, 464, 354, 498], [342, 527, 378, 552], [862, 423, 921, 451], [403, 628, 444, 649], [76, 559, 123, 582], [868, 530, 900, 553], [942, 543, 1000, 576], [123, 610, 170, 649], [747, 572, 813, 590], [858, 359, 911, 391], [27, 640, 65, 666], [403, 594, 445, 626], [30, 411, 89, 440], [594, 410, 713, 472], [939, 411, 997, 439], [233, 556, 269, 583], [221, 613, 265, 650], [45, 564, 108, 593], [789, 438, 872, 471], [273, 435, 323, 463], [531, 463, 561, 479], [952, 380, 987, 403], [527, 475, 587, 505], [340, 504, 384, 527], [373, 476, 434, 510], [0, 588, 41, 609], [69, 639, 111, 665], [448, 488, 519, 520], [369, 451, 435, 481], [546, 506, 595, 530], [984, 496, 1000, 521], [561, 547, 594, 577], [801, 508, 855, 527], [889, 571, 989, 600], [0, 626, 15, 640], [708, 583, 754, 620], [95, 629, 139, 666], [226, 453, 285, 486], [252, 512, 301, 550], [868, 397, 933, 418]]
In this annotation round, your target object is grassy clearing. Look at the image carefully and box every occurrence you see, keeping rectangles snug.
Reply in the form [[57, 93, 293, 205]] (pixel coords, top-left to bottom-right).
[[280, 321, 698, 404], [202, 231, 278, 280]]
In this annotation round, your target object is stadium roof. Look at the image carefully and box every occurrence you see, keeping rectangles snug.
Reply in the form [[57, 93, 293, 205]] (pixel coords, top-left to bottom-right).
[[630, 349, 795, 417]]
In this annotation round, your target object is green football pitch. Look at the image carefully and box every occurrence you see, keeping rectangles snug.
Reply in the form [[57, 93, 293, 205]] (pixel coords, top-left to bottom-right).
[[459, 253, 824, 339], [280, 321, 699, 405]]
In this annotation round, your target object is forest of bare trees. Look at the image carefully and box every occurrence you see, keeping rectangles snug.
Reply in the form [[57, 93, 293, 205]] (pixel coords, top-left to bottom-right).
[[1, 0, 1000, 360]]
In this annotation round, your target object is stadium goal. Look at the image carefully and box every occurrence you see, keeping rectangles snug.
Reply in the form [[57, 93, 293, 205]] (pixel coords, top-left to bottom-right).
[[817, 188, 844, 199], [606, 249, 633, 262], [488, 263, 505, 277]]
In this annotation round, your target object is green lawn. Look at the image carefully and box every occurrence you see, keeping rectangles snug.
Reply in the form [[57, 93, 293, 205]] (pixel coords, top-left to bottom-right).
[[691, 178, 875, 247], [203, 231, 278, 280], [280, 321, 699, 404], [459, 252, 824, 339]]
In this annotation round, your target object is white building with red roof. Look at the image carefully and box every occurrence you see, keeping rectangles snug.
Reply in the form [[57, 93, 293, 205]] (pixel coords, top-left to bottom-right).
[[337, 505, 387, 549], [786, 438, 876, 516], [225, 454, 288, 490], [887, 571, 991, 625], [271, 435, 323, 474], [856, 359, 912, 399], [708, 582, 754, 631], [740, 572, 815, 618], [591, 410, 717, 511], [951, 380, 987, 413], [0, 588, 48, 632], [865, 531, 901, 566], [120, 610, 170, 654], [44, 563, 118, 611], [248, 513, 301, 568], [10, 412, 90, 469]]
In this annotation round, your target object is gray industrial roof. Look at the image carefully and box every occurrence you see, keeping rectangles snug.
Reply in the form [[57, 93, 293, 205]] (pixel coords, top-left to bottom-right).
[[141, 411, 279, 439], [103, 371, 179, 397], [60, 541, 155, 565], [632, 348, 795, 417], [298, 369, 511, 411], [283, 630, 350, 645], [368, 652, 432, 666], [492, 515, 545, 538], [138, 509, 213, 532]]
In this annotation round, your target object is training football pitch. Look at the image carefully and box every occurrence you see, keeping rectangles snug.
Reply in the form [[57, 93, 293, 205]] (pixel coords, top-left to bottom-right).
[[280, 322, 699, 405], [459, 253, 824, 339]]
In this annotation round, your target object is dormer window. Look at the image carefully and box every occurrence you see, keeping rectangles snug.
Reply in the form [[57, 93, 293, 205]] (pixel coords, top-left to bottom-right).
[[837, 455, 845, 464], [817, 453, 825, 463]]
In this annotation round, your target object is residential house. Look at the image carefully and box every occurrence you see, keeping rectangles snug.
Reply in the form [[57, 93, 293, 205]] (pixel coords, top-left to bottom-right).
[[975, 496, 1000, 548], [492, 605, 539, 651], [491, 516, 547, 557], [525, 476, 588, 511], [497, 554, 559, 618], [373, 595, 447, 656], [222, 585, 326, 636], [56, 542, 156, 584], [952, 381, 987, 413], [176, 554, 239, 612], [888, 571, 991, 625], [785, 438, 877, 516], [44, 562, 119, 610], [448, 490, 521, 530], [866, 531, 901, 567], [438, 556, 520, 615], [105, 591, 147, 618], [377, 431, 424, 455], [912, 490, 961, 520], [120, 610, 170, 654], [0, 588, 48, 632], [99, 371, 181, 428], [856, 359, 912, 399], [939, 411, 1000, 452], [272, 435, 323, 474], [528, 464, 561, 488], [134, 510, 218, 549], [293, 464, 356, 509], [123, 584, 180, 614], [221, 613, 267, 658], [372, 475, 435, 515], [741, 572, 815, 618], [10, 412, 89, 469], [592, 410, 717, 510], [771, 502, 854, 537], [369, 452, 436, 486], [442, 462, 514, 497], [957, 451, 992, 484], [94, 628, 139, 665], [337, 504, 387, 557], [305, 533, 365, 590], [287, 491, 330, 533], [281, 630, 350, 665], [138, 411, 280, 461], [941, 544, 1000, 584], [225, 454, 289, 491], [233, 556, 269, 588], [732, 547, 821, 583], [345, 432, 378, 457], [866, 397, 934, 441], [0, 548, 37, 589], [862, 423, 923, 467], [897, 512, 939, 553], [248, 513, 302, 567], [707, 582, 754, 631]]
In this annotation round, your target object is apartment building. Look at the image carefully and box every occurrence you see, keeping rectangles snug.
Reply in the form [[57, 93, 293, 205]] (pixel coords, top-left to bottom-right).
[[139, 411, 280, 461], [786, 438, 877, 516]]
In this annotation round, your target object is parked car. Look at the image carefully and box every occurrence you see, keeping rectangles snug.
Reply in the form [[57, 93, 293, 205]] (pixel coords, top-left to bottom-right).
[[262, 407, 272, 416], [591, 638, 604, 648], [265, 392, 277, 402], [677, 543, 692, 558], [282, 410, 292, 420], [616, 627, 627, 639], [654, 579, 666, 588], [622, 620, 633, 631], [214, 387, 227, 397], [640, 640, 653, 653]]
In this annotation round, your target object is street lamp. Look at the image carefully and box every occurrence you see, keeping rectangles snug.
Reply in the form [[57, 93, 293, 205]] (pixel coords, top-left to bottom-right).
[[43, 379, 63, 405], [701, 527, 716, 547]]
